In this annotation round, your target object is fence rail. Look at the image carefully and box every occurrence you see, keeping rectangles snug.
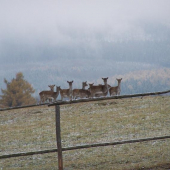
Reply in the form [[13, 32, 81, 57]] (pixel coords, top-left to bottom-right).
[[1, 89, 170, 170], [0, 89, 170, 111], [1, 135, 170, 160]]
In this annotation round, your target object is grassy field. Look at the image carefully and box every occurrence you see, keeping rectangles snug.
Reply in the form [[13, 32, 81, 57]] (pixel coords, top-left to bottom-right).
[[0, 96, 170, 169]]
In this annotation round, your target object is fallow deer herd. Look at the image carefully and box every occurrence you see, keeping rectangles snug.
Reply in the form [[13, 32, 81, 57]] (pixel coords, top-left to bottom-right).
[[39, 77, 122, 103]]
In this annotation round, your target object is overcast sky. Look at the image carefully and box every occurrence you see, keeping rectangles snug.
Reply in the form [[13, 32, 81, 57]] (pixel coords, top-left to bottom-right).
[[0, 0, 170, 93], [0, 0, 170, 48]]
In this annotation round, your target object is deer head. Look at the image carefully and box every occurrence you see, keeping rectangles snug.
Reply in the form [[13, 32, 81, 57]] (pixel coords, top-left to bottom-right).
[[116, 78, 122, 83], [88, 83, 94, 88], [67, 81, 74, 85], [56, 86, 60, 92], [82, 81, 88, 87], [48, 85, 55, 91], [102, 77, 108, 84]]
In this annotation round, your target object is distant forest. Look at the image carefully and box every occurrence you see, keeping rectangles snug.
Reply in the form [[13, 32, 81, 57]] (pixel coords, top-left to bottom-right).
[[1, 33, 170, 98], [1, 67, 170, 100]]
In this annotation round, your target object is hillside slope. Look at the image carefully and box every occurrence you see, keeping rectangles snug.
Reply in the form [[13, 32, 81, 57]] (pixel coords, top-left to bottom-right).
[[107, 68, 170, 94], [0, 96, 170, 169]]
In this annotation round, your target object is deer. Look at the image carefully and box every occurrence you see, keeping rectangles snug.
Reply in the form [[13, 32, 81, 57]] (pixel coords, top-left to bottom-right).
[[45, 86, 60, 103], [39, 85, 60, 104], [59, 81, 73, 101], [95, 84, 111, 97], [73, 81, 91, 99], [88, 77, 109, 98], [109, 78, 122, 96], [39, 85, 55, 104]]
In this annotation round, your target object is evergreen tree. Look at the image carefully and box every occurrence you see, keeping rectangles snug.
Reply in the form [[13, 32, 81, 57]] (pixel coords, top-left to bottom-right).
[[0, 72, 36, 107]]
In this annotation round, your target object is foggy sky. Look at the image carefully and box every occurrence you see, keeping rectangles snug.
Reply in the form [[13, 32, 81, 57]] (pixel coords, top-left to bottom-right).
[[1, 0, 170, 94], [0, 0, 170, 48]]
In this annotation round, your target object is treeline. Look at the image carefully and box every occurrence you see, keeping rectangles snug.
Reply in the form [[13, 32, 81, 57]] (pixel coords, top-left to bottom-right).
[[108, 68, 170, 95], [121, 79, 169, 95], [19, 67, 170, 96], [27, 67, 170, 97], [1, 68, 170, 108]]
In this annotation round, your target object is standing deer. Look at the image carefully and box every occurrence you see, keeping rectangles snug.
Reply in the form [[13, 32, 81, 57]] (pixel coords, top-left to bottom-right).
[[95, 84, 111, 97], [73, 81, 91, 99], [39, 86, 60, 104], [44, 86, 60, 103], [39, 85, 55, 104], [89, 77, 109, 98], [59, 81, 73, 101], [109, 78, 122, 96]]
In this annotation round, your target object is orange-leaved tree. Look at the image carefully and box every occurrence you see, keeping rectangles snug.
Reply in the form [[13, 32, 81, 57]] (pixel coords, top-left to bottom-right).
[[0, 72, 36, 107]]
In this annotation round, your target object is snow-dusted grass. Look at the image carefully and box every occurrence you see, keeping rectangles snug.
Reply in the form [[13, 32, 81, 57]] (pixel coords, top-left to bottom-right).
[[0, 96, 170, 169]]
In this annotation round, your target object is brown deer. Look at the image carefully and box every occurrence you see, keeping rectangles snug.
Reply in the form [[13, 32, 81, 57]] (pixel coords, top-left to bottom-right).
[[40, 86, 60, 104], [109, 78, 122, 96], [88, 77, 109, 98], [73, 81, 91, 99], [59, 81, 73, 101], [39, 85, 55, 104], [95, 84, 111, 97]]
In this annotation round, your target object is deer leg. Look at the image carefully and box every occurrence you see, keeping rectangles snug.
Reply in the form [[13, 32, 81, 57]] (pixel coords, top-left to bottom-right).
[[61, 96, 63, 101], [69, 95, 72, 101]]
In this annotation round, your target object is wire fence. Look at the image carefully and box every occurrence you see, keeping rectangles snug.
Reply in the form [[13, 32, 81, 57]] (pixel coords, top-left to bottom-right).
[[0, 90, 170, 169], [59, 95, 170, 169]]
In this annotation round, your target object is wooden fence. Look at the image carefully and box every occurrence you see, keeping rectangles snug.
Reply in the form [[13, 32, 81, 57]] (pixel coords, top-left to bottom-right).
[[1, 89, 170, 170]]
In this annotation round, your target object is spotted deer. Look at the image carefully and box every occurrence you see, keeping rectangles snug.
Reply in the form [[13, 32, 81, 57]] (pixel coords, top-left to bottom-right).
[[59, 81, 73, 101], [40, 86, 60, 104], [88, 77, 109, 98], [95, 84, 111, 97], [73, 81, 91, 99], [109, 78, 122, 96], [39, 85, 55, 104]]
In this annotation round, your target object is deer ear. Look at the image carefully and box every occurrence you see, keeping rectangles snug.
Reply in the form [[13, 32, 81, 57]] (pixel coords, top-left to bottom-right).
[[72, 81, 73, 83], [67, 81, 69, 83]]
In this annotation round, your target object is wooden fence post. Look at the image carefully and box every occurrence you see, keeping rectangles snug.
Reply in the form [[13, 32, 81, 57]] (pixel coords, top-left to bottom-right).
[[55, 105, 63, 170]]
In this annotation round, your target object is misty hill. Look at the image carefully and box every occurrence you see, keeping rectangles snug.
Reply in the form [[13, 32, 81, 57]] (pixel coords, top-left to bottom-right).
[[108, 68, 170, 95], [1, 63, 170, 100], [1, 20, 170, 99], [1, 19, 170, 66]]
